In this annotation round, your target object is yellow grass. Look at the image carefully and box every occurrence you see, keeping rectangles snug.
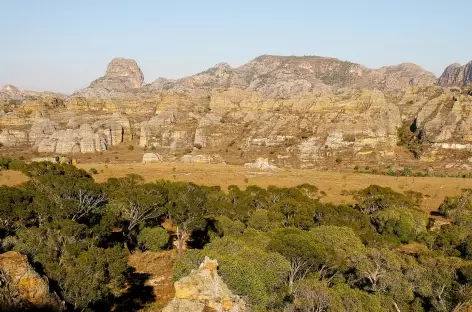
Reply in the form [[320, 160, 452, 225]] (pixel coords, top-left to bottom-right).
[[1, 162, 471, 213], [0, 170, 30, 187], [75, 162, 472, 213]]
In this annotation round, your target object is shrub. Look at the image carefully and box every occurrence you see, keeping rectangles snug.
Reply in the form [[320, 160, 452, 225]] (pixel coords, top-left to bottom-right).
[[8, 159, 26, 170], [214, 216, 245, 236], [248, 209, 269, 231], [127, 145, 134, 151], [137, 227, 169, 251], [89, 168, 98, 175]]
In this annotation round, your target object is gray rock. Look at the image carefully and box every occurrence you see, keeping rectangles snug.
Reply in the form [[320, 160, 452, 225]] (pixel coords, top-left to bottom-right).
[[142, 153, 163, 163], [438, 61, 472, 86]]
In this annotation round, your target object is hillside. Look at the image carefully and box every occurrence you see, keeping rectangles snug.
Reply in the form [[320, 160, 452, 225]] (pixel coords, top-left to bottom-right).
[[0, 55, 471, 169]]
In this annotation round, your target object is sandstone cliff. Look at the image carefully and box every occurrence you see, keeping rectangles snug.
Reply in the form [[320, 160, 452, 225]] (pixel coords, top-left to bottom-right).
[[0, 251, 64, 311], [163, 257, 247, 312], [2, 55, 472, 166]]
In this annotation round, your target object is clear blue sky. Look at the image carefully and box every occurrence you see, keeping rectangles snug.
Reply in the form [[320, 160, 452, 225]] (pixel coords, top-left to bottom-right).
[[1, 0, 471, 94]]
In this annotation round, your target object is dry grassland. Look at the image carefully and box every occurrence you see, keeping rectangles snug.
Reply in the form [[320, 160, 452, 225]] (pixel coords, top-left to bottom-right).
[[76, 162, 472, 213], [2, 162, 471, 213]]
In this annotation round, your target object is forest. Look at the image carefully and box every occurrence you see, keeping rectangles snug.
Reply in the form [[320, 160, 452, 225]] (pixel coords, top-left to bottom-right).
[[1, 157, 472, 311]]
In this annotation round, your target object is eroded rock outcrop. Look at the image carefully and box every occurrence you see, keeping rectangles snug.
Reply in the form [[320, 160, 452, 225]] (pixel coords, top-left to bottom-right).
[[438, 61, 472, 86], [0, 251, 64, 311], [146, 55, 436, 97], [244, 157, 278, 170], [29, 114, 131, 154], [3, 55, 472, 165], [163, 257, 247, 312], [181, 154, 225, 164], [142, 152, 163, 163], [72, 58, 145, 98]]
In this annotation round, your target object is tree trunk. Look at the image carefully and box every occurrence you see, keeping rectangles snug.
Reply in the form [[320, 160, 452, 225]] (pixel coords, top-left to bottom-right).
[[176, 228, 188, 259]]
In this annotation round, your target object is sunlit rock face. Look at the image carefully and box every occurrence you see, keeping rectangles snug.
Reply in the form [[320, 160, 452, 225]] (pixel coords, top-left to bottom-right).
[[438, 61, 472, 87], [163, 257, 248, 312], [4, 55, 472, 164]]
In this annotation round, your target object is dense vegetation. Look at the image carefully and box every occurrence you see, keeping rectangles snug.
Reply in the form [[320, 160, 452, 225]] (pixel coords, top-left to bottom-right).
[[1, 158, 472, 311]]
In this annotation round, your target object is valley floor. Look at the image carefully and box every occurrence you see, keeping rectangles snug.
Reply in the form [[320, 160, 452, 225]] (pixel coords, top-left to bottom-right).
[[75, 162, 472, 213], [2, 161, 471, 213]]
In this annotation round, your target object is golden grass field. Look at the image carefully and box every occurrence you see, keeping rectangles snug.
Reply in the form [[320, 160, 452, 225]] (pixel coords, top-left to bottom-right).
[[76, 162, 472, 213], [2, 162, 472, 213]]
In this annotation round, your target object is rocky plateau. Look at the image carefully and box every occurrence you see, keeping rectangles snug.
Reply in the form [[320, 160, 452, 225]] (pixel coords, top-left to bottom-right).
[[1, 55, 472, 168]]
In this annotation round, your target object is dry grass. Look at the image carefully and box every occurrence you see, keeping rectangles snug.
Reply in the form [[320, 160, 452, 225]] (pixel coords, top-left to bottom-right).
[[76, 162, 472, 213], [2, 161, 472, 213], [0, 170, 30, 187]]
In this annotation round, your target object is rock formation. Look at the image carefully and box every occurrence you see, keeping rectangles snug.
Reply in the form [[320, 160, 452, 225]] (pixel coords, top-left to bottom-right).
[[29, 114, 131, 154], [73, 58, 145, 98], [142, 152, 163, 163], [438, 61, 472, 86], [0, 251, 64, 311], [244, 157, 278, 170], [163, 257, 247, 312], [181, 154, 225, 164], [3, 55, 472, 166], [146, 55, 436, 97]]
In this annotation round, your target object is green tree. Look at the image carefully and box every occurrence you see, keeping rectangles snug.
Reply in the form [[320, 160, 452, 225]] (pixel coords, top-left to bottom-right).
[[355, 185, 418, 215], [268, 228, 329, 294], [137, 227, 169, 251], [164, 182, 211, 258], [248, 209, 269, 231], [62, 246, 127, 310], [106, 175, 166, 247]]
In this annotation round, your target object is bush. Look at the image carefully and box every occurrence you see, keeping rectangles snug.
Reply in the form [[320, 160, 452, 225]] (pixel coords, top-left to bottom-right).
[[127, 145, 134, 151], [248, 209, 269, 231], [214, 216, 245, 237], [8, 159, 26, 170], [137, 227, 169, 251], [89, 168, 98, 175]]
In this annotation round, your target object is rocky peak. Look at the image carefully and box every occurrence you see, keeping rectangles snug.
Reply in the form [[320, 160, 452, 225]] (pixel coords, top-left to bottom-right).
[[88, 57, 144, 91], [1, 85, 20, 94], [163, 257, 247, 312], [438, 61, 472, 86], [104, 58, 144, 88]]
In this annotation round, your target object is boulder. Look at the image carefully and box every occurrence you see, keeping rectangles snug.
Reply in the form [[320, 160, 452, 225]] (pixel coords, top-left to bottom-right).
[[244, 157, 278, 170], [0, 251, 64, 311], [142, 153, 163, 164], [163, 257, 247, 312], [181, 154, 225, 164]]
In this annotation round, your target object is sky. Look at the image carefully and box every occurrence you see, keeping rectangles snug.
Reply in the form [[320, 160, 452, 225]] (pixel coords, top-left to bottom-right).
[[1, 0, 471, 94]]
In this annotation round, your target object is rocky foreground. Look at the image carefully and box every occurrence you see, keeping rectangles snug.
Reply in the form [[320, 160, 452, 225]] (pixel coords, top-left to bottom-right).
[[0, 251, 65, 311], [163, 257, 247, 312], [1, 55, 472, 167]]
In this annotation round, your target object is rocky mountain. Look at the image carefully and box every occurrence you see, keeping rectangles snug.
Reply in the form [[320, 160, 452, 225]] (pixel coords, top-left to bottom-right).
[[72, 57, 145, 98], [1, 55, 472, 168], [163, 257, 247, 312], [147, 55, 437, 98], [438, 61, 472, 86], [70, 55, 436, 99], [0, 84, 66, 101]]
